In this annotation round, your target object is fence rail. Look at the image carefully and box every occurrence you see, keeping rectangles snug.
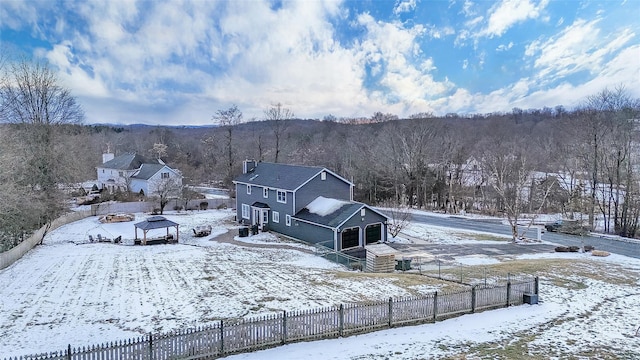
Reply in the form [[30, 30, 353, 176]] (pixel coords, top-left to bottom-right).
[[0, 211, 92, 270], [6, 277, 539, 360]]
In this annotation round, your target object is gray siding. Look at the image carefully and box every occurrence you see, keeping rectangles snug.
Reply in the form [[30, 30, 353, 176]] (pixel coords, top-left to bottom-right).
[[235, 183, 294, 225], [337, 207, 388, 250], [295, 172, 351, 213], [262, 187, 293, 233], [284, 220, 335, 249]]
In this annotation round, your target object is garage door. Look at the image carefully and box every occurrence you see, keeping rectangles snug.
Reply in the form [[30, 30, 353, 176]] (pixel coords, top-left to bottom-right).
[[365, 223, 382, 244], [341, 228, 360, 249]]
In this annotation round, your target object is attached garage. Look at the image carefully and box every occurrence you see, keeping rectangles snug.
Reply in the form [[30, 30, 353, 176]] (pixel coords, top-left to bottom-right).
[[293, 197, 389, 252], [341, 227, 360, 249], [365, 223, 382, 244]]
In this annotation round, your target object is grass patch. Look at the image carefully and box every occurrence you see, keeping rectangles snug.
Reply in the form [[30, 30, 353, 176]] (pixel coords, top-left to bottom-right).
[[438, 259, 639, 286], [330, 271, 466, 292]]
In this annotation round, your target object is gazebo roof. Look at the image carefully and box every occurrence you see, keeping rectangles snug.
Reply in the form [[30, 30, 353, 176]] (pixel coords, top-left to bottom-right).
[[134, 216, 179, 230]]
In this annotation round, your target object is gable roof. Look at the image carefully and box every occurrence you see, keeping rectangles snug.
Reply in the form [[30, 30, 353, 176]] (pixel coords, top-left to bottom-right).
[[234, 162, 352, 191], [99, 153, 148, 170], [131, 164, 167, 180], [293, 196, 389, 229]]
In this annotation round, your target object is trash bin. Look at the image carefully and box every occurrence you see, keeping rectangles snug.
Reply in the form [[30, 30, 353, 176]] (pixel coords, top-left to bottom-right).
[[251, 224, 258, 235], [395, 259, 412, 271], [239, 227, 249, 237]]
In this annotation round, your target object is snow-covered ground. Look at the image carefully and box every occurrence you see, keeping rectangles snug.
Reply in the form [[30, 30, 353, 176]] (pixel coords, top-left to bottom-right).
[[1, 209, 639, 359]]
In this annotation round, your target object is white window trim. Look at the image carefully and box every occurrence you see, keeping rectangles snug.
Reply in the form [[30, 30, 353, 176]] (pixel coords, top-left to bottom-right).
[[263, 187, 268, 198], [285, 214, 291, 226], [272, 211, 279, 223], [242, 204, 250, 219], [262, 211, 268, 223], [247, 185, 251, 195], [277, 190, 287, 203], [321, 171, 326, 180]]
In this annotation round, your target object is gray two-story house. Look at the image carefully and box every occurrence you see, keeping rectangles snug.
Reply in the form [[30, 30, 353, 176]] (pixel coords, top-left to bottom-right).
[[234, 160, 388, 251]]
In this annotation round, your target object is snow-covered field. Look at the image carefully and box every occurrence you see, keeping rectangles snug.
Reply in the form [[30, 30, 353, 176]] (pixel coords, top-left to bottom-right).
[[1, 209, 639, 359]]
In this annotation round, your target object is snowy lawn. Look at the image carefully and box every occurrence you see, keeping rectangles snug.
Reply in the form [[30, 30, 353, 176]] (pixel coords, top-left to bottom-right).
[[223, 252, 640, 360], [0, 210, 455, 357], [1, 209, 638, 359]]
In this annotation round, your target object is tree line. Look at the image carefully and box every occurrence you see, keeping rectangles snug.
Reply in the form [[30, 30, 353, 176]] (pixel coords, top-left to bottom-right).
[[1, 58, 639, 250]]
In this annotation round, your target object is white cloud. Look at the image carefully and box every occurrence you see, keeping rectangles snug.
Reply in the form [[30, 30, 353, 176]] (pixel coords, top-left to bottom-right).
[[354, 12, 453, 114], [482, 0, 549, 38], [496, 41, 514, 51], [393, 0, 418, 15], [460, 0, 476, 17], [525, 18, 636, 83]]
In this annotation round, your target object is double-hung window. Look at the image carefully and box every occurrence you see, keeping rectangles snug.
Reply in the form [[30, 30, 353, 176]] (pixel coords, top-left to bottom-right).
[[272, 211, 280, 223], [242, 204, 250, 219], [247, 185, 251, 195], [263, 188, 268, 198], [277, 190, 286, 203], [285, 214, 291, 226]]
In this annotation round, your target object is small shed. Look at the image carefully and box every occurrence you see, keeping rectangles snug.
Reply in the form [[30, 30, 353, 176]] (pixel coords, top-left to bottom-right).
[[134, 216, 179, 245], [365, 244, 398, 273]]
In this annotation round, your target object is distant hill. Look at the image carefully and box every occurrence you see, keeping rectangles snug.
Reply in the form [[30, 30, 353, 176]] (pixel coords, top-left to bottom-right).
[[90, 123, 219, 129]]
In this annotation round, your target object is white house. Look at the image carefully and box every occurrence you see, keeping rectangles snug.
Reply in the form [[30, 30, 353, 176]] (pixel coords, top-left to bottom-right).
[[96, 153, 182, 196]]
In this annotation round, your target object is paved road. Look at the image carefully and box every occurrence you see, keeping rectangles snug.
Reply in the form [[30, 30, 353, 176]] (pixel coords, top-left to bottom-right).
[[402, 212, 640, 259]]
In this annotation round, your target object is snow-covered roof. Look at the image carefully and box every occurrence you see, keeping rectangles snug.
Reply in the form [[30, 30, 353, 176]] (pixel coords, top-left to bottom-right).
[[294, 196, 388, 229], [305, 196, 350, 216]]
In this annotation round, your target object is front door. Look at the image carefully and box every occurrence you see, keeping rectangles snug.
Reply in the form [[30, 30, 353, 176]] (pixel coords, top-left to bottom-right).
[[252, 208, 269, 231]]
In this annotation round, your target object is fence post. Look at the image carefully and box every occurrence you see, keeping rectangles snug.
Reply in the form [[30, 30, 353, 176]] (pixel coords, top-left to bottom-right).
[[339, 304, 344, 337], [282, 311, 287, 345], [67, 344, 71, 360], [506, 281, 511, 307], [388, 297, 393, 328], [149, 332, 153, 360], [471, 285, 476, 313], [433, 291, 438, 321], [534, 276, 539, 295], [220, 320, 224, 355]]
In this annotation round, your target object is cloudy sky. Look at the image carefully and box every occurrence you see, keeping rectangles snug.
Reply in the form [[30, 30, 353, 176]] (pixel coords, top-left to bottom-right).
[[1, 0, 638, 125]]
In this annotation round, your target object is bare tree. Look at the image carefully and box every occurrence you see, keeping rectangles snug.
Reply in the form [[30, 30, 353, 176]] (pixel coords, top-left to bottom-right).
[[384, 202, 413, 239], [478, 127, 534, 242], [149, 143, 168, 160], [578, 86, 640, 233], [212, 105, 243, 185], [151, 177, 182, 215], [264, 103, 294, 163], [0, 57, 84, 228]]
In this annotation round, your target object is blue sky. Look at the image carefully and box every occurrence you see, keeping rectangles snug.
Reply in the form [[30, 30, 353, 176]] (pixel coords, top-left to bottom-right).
[[1, 0, 639, 125]]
